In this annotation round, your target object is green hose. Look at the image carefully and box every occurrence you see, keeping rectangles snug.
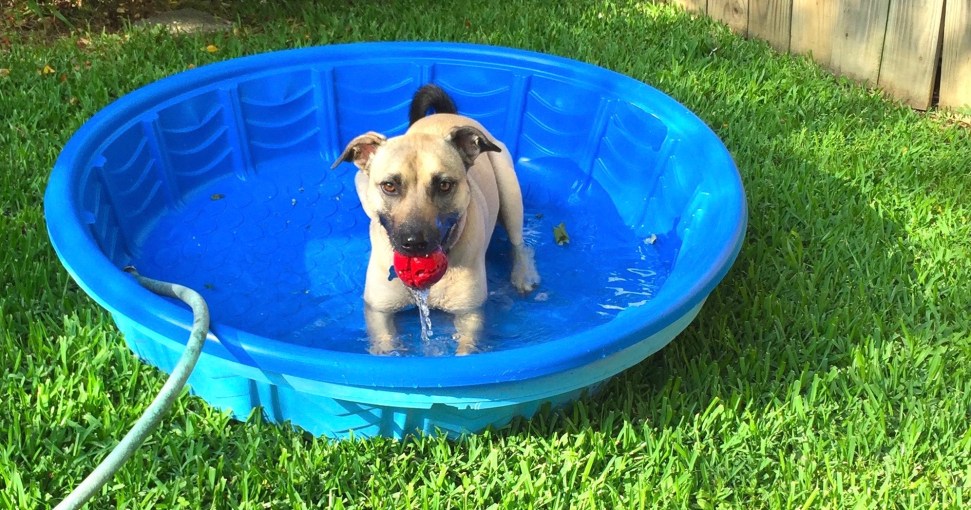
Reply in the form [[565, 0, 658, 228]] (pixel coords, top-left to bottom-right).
[[55, 268, 210, 510]]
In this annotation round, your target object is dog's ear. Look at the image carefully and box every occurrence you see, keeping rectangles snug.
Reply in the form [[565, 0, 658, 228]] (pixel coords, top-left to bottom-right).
[[331, 132, 387, 171], [446, 126, 501, 168]]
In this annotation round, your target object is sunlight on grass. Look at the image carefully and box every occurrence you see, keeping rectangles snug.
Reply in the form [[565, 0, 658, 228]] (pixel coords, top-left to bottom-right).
[[1, 1, 969, 508]]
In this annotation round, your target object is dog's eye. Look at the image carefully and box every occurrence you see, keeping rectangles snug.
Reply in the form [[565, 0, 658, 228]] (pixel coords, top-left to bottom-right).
[[380, 182, 398, 195], [438, 181, 454, 193]]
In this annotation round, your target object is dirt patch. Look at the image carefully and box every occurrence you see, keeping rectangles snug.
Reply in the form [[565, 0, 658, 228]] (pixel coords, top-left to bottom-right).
[[135, 7, 230, 34], [1, 1, 229, 40]]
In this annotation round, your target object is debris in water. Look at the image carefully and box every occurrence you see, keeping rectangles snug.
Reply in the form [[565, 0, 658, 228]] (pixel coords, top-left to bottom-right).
[[553, 222, 570, 246]]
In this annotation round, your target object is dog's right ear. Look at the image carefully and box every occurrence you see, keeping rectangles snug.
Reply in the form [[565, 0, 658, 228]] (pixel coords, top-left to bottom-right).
[[330, 132, 387, 171]]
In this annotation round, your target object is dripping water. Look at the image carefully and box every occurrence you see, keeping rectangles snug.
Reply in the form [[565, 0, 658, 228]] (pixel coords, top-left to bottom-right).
[[410, 288, 434, 343]]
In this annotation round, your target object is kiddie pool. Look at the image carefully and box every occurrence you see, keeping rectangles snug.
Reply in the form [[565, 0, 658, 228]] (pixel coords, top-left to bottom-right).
[[45, 42, 746, 439]]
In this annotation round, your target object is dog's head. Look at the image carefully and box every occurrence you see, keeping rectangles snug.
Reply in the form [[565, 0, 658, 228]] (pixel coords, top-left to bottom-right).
[[331, 126, 500, 256]]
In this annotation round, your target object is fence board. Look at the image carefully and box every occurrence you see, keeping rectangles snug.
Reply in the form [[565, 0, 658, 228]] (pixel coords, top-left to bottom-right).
[[877, 0, 945, 109], [671, 0, 709, 14], [790, 0, 837, 62], [673, 0, 968, 109], [710, 0, 749, 34], [941, 0, 971, 108], [831, 0, 890, 85], [749, 0, 793, 52]]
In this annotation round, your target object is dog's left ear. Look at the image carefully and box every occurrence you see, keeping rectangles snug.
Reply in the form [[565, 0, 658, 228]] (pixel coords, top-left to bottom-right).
[[447, 126, 501, 168], [331, 132, 387, 171]]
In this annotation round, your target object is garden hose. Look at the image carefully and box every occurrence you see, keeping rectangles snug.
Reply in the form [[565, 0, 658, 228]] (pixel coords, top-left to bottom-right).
[[55, 268, 209, 510]]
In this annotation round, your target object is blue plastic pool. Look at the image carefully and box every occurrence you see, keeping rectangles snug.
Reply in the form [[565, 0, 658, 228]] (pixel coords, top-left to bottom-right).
[[45, 42, 746, 438]]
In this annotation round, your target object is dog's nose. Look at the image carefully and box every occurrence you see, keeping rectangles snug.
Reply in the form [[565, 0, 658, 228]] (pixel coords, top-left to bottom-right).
[[401, 234, 429, 254]]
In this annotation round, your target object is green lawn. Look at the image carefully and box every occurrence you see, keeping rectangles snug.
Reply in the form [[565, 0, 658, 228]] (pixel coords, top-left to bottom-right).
[[2, 1, 970, 508]]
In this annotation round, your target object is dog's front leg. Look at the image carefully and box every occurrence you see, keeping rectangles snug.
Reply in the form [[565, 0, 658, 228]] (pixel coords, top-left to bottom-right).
[[364, 304, 400, 355], [452, 309, 484, 355], [510, 243, 540, 294]]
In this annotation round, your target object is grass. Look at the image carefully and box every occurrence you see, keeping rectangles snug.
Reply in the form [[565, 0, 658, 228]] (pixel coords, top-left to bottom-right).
[[2, 0, 970, 508]]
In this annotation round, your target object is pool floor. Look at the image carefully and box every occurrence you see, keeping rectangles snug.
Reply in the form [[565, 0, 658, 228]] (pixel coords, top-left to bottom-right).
[[133, 155, 675, 355]]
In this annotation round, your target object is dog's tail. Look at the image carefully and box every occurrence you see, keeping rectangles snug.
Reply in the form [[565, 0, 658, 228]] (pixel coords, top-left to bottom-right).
[[409, 84, 458, 125]]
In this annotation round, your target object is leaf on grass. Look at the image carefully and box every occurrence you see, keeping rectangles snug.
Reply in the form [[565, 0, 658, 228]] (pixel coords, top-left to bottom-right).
[[553, 222, 570, 246], [41, 64, 55, 75], [0, 69, 9, 78], [205, 44, 219, 53]]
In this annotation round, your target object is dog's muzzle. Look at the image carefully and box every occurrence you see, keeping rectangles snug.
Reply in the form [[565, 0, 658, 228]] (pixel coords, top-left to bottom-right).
[[380, 214, 459, 257]]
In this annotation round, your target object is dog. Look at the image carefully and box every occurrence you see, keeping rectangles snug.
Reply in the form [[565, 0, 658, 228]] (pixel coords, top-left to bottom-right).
[[331, 84, 540, 355]]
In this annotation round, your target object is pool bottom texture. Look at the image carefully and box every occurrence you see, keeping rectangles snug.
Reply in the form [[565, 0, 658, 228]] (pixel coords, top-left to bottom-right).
[[133, 154, 677, 357]]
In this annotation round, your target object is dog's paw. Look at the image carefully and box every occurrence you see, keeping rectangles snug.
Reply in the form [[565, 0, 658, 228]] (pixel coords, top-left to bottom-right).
[[452, 313, 483, 356], [368, 335, 402, 356], [511, 245, 541, 294], [452, 334, 478, 356], [512, 271, 540, 294], [455, 344, 477, 356]]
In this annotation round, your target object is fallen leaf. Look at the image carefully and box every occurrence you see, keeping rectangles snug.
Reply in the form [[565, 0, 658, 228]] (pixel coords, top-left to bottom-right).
[[205, 44, 219, 53], [41, 64, 55, 75], [553, 222, 570, 246], [0, 69, 9, 78], [210, 193, 225, 201]]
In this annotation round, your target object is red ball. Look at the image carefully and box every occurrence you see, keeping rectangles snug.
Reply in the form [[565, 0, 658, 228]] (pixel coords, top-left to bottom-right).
[[393, 248, 449, 289]]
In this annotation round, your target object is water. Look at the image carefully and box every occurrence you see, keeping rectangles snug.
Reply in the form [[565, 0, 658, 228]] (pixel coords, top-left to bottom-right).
[[410, 288, 434, 343], [133, 155, 677, 356]]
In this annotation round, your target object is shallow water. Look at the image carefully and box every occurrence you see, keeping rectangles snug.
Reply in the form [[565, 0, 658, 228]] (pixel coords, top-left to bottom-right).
[[134, 155, 676, 356]]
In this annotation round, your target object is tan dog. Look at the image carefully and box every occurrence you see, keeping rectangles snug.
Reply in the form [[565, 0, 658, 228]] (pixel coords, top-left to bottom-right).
[[331, 84, 539, 355]]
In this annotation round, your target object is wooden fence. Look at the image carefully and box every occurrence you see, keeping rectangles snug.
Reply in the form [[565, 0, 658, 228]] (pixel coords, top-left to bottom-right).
[[669, 0, 971, 110]]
